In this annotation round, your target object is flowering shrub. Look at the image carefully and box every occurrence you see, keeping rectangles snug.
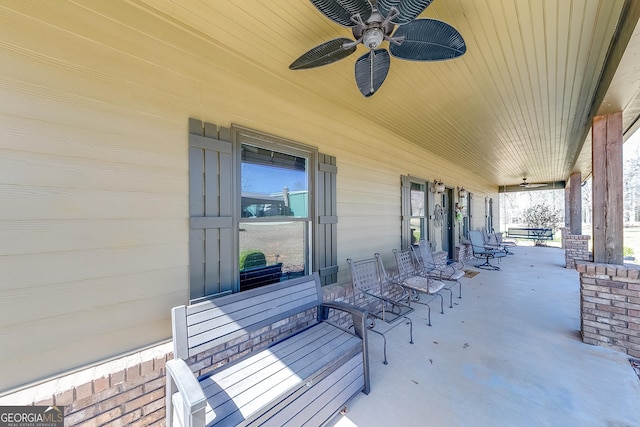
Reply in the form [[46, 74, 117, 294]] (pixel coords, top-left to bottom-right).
[[521, 204, 562, 232]]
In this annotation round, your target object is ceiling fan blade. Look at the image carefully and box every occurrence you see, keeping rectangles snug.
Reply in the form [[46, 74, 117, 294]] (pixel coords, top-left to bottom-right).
[[354, 49, 390, 97], [390, 19, 466, 61], [289, 38, 357, 70], [527, 183, 549, 188], [309, 0, 372, 27], [376, 0, 433, 25]]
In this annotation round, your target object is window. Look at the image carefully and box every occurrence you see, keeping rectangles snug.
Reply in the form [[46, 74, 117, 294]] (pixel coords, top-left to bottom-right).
[[188, 119, 338, 301], [402, 176, 429, 248], [239, 142, 311, 286], [460, 192, 472, 239], [410, 182, 427, 245]]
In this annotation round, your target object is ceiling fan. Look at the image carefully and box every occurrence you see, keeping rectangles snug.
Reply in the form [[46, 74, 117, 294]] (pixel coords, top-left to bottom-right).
[[519, 178, 548, 189], [289, 0, 467, 97]]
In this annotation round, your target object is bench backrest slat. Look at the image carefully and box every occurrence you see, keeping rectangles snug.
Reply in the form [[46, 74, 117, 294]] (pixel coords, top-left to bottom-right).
[[172, 273, 323, 360]]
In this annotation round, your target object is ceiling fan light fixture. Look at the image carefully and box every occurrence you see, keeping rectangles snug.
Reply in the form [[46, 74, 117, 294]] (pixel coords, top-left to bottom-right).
[[363, 28, 384, 49]]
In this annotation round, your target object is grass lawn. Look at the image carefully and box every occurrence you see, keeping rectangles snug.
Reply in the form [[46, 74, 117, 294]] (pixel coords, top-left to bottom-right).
[[501, 225, 640, 264]]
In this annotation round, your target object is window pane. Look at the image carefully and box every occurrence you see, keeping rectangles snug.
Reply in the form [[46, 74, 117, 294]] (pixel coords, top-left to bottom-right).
[[410, 182, 425, 216], [241, 145, 308, 218], [410, 217, 423, 245], [239, 221, 308, 279]]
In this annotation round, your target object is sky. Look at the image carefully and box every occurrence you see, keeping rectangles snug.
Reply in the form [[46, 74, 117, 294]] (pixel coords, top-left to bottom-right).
[[242, 163, 307, 194], [624, 127, 640, 157]]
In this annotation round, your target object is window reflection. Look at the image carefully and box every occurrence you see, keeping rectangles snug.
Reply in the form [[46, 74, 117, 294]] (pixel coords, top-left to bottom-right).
[[410, 182, 425, 217], [239, 144, 310, 291], [241, 145, 308, 219]]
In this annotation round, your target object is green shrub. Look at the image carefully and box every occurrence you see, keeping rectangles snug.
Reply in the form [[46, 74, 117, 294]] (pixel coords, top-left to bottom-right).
[[239, 250, 266, 270], [624, 247, 634, 257]]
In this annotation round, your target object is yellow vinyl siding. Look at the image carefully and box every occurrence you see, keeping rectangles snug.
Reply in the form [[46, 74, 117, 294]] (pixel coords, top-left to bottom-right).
[[0, 1, 496, 390]]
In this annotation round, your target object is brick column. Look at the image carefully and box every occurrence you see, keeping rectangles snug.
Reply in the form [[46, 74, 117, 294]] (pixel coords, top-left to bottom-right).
[[577, 261, 640, 357], [565, 234, 591, 269], [433, 251, 448, 269], [456, 244, 473, 263]]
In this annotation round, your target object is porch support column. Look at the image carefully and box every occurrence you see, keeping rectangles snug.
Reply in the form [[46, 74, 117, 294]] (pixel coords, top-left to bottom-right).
[[569, 173, 582, 235], [592, 112, 623, 265], [564, 185, 571, 228]]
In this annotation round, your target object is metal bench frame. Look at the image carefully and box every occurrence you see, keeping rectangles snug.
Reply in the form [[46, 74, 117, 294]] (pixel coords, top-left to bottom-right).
[[507, 227, 554, 245]]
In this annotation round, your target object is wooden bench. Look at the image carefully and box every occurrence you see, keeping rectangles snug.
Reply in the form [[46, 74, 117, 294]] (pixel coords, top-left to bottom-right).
[[166, 273, 370, 427], [507, 227, 554, 245]]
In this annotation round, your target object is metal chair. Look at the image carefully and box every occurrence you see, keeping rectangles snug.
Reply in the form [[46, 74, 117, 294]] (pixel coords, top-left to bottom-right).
[[495, 232, 516, 254], [481, 228, 513, 255], [469, 230, 507, 270], [391, 248, 447, 326], [347, 254, 414, 365], [411, 240, 464, 301]]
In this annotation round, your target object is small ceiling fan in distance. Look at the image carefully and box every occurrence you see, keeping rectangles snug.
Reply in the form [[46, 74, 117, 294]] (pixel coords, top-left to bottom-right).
[[519, 178, 548, 189], [289, 0, 467, 97]]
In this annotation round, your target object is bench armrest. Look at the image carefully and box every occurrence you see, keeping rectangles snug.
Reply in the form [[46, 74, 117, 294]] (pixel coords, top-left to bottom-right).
[[166, 358, 207, 427], [320, 301, 367, 336], [320, 301, 371, 395]]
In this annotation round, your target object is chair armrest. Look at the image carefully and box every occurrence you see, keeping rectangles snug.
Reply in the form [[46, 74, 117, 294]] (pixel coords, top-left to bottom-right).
[[426, 268, 444, 280], [436, 265, 457, 278], [166, 359, 207, 427], [447, 259, 464, 270]]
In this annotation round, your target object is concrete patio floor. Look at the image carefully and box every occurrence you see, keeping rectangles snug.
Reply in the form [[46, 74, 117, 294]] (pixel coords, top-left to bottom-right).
[[332, 245, 640, 427]]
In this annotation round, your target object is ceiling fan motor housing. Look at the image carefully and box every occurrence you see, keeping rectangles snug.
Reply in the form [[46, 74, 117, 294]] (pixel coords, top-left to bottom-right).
[[363, 28, 385, 49]]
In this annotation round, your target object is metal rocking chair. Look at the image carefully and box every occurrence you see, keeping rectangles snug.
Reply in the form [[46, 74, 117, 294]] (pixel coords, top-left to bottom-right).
[[495, 232, 517, 254], [391, 248, 447, 326], [411, 240, 464, 301], [469, 230, 507, 270], [347, 254, 414, 365], [482, 228, 514, 255]]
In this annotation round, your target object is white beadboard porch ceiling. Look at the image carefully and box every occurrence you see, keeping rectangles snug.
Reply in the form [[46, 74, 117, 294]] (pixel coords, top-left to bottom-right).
[[137, 0, 640, 188]]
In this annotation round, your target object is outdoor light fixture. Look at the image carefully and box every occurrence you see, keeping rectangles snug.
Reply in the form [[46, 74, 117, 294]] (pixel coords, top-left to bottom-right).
[[433, 180, 445, 193], [458, 187, 467, 198]]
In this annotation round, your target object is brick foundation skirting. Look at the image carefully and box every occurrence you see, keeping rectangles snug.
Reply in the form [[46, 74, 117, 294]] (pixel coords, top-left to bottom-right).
[[577, 261, 640, 358], [0, 279, 394, 426], [0, 342, 173, 427]]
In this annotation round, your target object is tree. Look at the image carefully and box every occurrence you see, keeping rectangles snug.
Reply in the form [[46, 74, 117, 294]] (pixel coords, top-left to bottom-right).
[[521, 204, 562, 245]]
